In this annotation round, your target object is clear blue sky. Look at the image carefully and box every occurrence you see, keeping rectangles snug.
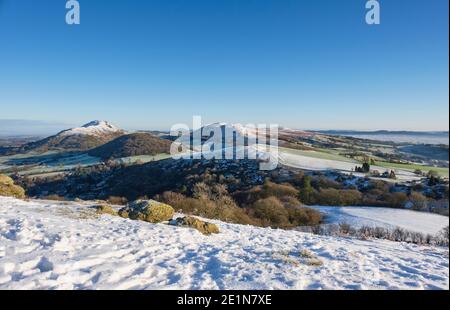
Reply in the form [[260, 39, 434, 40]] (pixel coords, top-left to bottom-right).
[[0, 0, 448, 131]]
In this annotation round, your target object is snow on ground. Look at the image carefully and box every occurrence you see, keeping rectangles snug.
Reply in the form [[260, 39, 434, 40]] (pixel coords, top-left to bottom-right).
[[176, 135, 423, 182], [278, 150, 423, 182], [279, 151, 356, 171], [0, 197, 448, 290], [310, 206, 449, 235]]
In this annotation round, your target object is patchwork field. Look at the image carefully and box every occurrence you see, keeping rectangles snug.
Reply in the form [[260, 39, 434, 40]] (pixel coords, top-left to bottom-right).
[[0, 152, 171, 178]]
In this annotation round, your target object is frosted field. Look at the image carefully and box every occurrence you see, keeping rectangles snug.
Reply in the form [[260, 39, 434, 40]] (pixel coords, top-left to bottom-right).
[[278, 149, 423, 182], [0, 197, 448, 290], [310, 206, 449, 235]]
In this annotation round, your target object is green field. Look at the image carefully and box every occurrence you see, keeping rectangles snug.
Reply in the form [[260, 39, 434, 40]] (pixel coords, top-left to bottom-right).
[[374, 161, 449, 177], [1, 152, 173, 178], [279, 147, 359, 164]]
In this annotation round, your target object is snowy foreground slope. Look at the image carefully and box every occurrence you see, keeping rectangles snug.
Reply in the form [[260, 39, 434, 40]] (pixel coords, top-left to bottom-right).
[[0, 197, 448, 290]]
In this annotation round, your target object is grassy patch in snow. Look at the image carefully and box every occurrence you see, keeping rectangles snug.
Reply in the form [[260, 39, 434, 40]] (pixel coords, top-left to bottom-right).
[[272, 249, 324, 267], [115, 153, 172, 164]]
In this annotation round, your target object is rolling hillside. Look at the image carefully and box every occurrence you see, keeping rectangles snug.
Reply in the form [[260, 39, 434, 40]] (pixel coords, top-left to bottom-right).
[[88, 132, 171, 160]]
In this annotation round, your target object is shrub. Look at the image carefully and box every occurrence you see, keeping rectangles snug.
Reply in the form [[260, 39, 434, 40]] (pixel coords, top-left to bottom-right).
[[0, 174, 26, 199], [233, 181, 299, 206], [42, 194, 67, 201], [192, 182, 213, 200], [382, 192, 408, 208], [303, 221, 447, 246], [192, 182, 231, 201], [279, 196, 302, 208], [435, 226, 449, 246], [261, 181, 299, 199], [366, 180, 390, 192], [156, 181, 333, 228], [311, 176, 342, 190], [339, 223, 352, 235], [409, 191, 428, 211], [391, 227, 410, 242], [428, 199, 449, 216], [159, 190, 257, 226], [298, 176, 316, 204], [286, 206, 322, 226], [312, 188, 362, 206], [156, 191, 186, 208], [251, 197, 289, 227], [291, 171, 305, 186]]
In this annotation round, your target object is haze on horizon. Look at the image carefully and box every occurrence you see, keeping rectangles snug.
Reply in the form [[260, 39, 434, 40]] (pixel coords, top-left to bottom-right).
[[0, 0, 448, 132], [0, 119, 448, 138]]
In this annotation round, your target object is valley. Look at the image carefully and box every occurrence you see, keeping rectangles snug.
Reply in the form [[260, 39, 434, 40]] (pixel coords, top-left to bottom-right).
[[0, 122, 447, 218], [0, 121, 448, 241]]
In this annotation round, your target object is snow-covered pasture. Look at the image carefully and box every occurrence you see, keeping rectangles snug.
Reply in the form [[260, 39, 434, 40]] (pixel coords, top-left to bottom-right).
[[310, 206, 449, 236]]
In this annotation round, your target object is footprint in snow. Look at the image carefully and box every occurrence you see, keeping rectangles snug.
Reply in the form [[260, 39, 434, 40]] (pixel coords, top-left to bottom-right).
[[37, 257, 54, 273]]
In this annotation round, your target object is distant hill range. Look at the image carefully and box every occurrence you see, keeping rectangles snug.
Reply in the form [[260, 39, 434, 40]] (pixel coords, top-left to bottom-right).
[[20, 121, 126, 153], [88, 132, 172, 160], [316, 130, 449, 145], [316, 130, 449, 137]]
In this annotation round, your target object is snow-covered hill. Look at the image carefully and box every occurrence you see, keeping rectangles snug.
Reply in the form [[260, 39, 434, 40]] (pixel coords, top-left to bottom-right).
[[21, 121, 126, 152], [59, 120, 124, 137], [0, 197, 448, 290]]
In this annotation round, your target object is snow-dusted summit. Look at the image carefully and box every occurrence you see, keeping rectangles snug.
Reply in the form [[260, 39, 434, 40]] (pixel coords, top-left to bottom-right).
[[60, 120, 124, 137]]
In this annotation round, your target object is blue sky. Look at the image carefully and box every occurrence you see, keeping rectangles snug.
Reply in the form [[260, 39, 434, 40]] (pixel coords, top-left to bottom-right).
[[0, 0, 448, 132]]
